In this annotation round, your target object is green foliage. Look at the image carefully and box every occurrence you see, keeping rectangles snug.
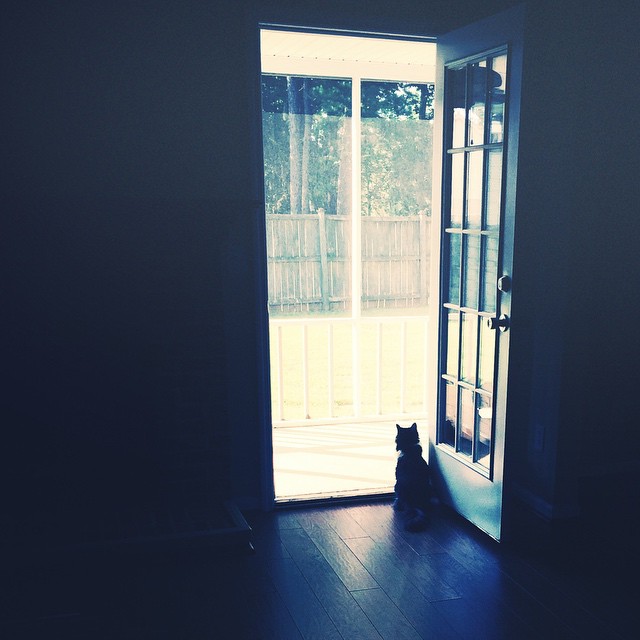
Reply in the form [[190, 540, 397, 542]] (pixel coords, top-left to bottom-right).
[[362, 81, 434, 120], [261, 75, 434, 217]]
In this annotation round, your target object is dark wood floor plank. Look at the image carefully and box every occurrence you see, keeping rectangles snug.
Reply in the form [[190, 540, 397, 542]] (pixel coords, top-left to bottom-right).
[[423, 550, 580, 639], [349, 502, 447, 556], [495, 550, 620, 639], [246, 517, 293, 559], [515, 542, 637, 638], [8, 501, 636, 639], [347, 536, 462, 639], [426, 510, 502, 574], [186, 563, 304, 640], [348, 527, 460, 603], [260, 555, 343, 640], [296, 511, 378, 591], [280, 527, 383, 640], [315, 504, 371, 539], [351, 588, 423, 640]]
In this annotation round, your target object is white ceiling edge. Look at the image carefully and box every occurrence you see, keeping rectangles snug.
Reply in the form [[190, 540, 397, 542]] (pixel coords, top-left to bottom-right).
[[260, 29, 436, 82]]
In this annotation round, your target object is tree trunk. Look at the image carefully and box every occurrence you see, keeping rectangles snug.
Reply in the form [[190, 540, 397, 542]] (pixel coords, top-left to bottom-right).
[[336, 117, 352, 216], [287, 77, 303, 214], [287, 77, 312, 215], [300, 81, 311, 215]]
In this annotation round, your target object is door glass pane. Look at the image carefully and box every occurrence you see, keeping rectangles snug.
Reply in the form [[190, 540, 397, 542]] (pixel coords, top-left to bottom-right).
[[449, 68, 466, 148], [445, 309, 460, 376], [476, 393, 492, 468], [463, 234, 481, 309], [468, 61, 486, 146], [486, 149, 502, 230], [460, 312, 478, 384], [489, 55, 507, 144], [481, 235, 499, 312], [478, 318, 495, 391], [447, 232, 461, 303], [459, 388, 474, 457], [450, 153, 464, 227], [466, 150, 483, 228], [442, 381, 457, 447]]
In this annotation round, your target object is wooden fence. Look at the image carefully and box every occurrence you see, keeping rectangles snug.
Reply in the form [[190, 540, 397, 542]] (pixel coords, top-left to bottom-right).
[[266, 212, 430, 314]]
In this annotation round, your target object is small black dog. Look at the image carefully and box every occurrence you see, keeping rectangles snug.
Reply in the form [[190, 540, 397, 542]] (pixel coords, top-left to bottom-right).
[[394, 423, 433, 532]]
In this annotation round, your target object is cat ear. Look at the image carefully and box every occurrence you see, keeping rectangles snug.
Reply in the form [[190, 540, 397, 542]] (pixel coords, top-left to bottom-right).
[[410, 423, 417, 430], [396, 424, 402, 431]]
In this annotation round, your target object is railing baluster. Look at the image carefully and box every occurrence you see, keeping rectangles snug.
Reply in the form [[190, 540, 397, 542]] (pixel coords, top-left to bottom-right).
[[423, 318, 429, 414], [376, 320, 382, 415], [352, 319, 361, 418], [400, 320, 407, 414], [277, 324, 284, 421], [328, 323, 334, 418], [270, 316, 429, 427], [302, 323, 310, 419]]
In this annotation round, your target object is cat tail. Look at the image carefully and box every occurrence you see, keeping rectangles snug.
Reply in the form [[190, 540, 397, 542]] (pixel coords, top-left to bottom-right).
[[405, 508, 429, 532]]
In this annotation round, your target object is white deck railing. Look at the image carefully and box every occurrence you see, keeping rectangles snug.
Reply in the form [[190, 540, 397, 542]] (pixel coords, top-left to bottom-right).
[[270, 315, 430, 427]]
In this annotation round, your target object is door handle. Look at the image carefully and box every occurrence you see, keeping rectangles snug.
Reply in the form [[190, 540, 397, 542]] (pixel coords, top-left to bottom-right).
[[487, 314, 509, 332]]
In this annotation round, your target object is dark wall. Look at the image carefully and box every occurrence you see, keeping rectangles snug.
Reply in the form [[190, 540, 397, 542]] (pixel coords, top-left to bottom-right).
[[2, 1, 256, 533], [2, 0, 638, 542], [508, 0, 640, 517]]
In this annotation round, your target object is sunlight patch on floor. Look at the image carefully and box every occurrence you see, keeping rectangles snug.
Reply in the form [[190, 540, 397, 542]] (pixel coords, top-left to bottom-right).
[[272, 422, 401, 500]]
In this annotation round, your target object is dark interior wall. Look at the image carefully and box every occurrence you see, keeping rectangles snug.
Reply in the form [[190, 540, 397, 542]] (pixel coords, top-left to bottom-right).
[[508, 0, 640, 517], [2, 0, 638, 541], [2, 1, 257, 528]]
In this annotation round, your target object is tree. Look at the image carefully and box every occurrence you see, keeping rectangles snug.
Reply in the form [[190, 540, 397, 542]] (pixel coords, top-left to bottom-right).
[[261, 75, 434, 217]]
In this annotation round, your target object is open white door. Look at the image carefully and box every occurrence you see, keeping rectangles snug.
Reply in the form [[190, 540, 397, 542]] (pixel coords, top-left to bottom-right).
[[428, 5, 524, 541]]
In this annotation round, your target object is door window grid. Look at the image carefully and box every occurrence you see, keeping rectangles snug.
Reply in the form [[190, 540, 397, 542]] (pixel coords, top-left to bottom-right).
[[439, 51, 507, 475]]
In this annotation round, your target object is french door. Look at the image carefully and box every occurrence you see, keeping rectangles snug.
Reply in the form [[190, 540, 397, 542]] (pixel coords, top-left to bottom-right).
[[428, 6, 524, 541], [255, 6, 524, 531]]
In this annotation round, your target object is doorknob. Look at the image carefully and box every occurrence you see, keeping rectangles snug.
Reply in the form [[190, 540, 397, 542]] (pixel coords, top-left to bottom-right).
[[487, 314, 509, 332]]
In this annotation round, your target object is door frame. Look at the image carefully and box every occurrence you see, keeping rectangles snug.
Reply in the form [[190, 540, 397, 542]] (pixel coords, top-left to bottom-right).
[[249, 6, 525, 523]]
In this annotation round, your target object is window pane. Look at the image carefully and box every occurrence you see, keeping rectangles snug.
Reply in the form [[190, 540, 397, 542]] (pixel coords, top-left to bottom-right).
[[460, 312, 478, 385], [445, 309, 460, 376], [463, 234, 481, 309], [478, 318, 495, 391], [481, 235, 499, 312], [468, 61, 486, 146], [476, 393, 492, 468], [262, 75, 351, 216], [459, 388, 474, 457], [466, 150, 483, 228], [361, 81, 434, 218], [450, 153, 464, 228], [262, 75, 352, 316], [489, 54, 507, 144], [486, 149, 502, 230], [441, 381, 457, 447], [448, 68, 466, 148], [447, 232, 461, 304]]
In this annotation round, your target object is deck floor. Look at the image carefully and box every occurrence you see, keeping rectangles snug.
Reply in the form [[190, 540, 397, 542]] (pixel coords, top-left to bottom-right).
[[273, 421, 409, 500]]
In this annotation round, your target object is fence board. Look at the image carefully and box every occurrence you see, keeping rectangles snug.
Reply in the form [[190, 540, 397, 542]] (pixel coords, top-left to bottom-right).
[[266, 214, 430, 314]]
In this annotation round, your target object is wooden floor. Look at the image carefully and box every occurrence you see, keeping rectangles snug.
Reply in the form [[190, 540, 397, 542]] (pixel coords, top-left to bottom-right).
[[3, 499, 638, 639]]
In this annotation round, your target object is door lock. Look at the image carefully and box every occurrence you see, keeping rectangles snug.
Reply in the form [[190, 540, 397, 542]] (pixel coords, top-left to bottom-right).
[[487, 314, 510, 332]]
